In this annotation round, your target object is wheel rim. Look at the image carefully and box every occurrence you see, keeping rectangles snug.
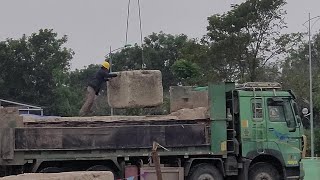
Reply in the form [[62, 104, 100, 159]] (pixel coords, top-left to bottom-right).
[[198, 173, 215, 180], [256, 172, 272, 180]]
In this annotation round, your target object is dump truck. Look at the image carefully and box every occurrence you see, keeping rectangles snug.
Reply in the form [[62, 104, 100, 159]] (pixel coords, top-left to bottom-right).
[[0, 82, 305, 180]]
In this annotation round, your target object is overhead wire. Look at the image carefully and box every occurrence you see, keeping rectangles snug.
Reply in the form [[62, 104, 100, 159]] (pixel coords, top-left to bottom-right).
[[137, 0, 145, 69], [125, 0, 145, 69], [125, 0, 131, 45]]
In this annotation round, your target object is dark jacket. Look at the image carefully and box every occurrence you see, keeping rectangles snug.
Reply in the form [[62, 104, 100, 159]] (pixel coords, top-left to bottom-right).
[[88, 67, 116, 95]]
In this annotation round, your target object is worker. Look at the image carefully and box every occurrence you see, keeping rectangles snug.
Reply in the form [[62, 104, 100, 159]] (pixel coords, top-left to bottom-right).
[[79, 61, 117, 116]]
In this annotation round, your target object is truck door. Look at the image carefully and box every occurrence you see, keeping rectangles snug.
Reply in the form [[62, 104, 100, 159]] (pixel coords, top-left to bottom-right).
[[266, 97, 301, 166], [251, 98, 267, 153]]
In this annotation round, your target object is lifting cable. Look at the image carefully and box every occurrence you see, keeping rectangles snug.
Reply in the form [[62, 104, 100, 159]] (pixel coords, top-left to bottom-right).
[[125, 0, 131, 45], [125, 0, 145, 69], [138, 0, 145, 69]]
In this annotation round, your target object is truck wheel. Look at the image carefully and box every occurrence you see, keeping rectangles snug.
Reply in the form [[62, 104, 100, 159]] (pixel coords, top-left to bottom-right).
[[39, 167, 63, 173], [188, 163, 223, 180], [248, 163, 280, 180]]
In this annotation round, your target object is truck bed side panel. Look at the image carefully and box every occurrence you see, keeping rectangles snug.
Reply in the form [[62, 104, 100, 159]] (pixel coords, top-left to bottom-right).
[[15, 124, 208, 150]]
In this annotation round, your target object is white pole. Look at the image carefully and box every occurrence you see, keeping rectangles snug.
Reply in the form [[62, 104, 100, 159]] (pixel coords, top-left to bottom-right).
[[308, 13, 314, 158], [109, 46, 114, 116]]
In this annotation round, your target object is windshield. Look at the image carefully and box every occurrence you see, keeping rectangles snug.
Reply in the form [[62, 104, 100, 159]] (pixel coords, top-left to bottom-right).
[[267, 98, 296, 128]]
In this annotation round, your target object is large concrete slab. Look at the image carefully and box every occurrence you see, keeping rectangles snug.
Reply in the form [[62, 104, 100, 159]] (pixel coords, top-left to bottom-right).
[[0, 171, 114, 180], [22, 115, 179, 123], [107, 70, 163, 108], [170, 107, 209, 120], [0, 107, 23, 128], [169, 86, 208, 112], [22, 114, 208, 129]]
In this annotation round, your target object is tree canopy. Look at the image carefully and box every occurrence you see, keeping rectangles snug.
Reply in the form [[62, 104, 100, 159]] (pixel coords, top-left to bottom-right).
[[0, 29, 75, 115], [204, 0, 300, 82], [111, 32, 206, 89]]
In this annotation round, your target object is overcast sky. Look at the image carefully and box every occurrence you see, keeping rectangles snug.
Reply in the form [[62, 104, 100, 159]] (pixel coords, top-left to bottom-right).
[[1, 0, 319, 70]]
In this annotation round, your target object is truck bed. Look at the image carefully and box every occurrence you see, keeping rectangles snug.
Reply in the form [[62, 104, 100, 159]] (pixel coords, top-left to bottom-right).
[[15, 115, 210, 151], [22, 115, 208, 127]]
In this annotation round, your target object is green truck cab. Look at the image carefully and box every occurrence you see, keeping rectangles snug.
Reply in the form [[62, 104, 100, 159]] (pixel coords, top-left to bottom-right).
[[234, 82, 304, 179], [0, 82, 304, 180]]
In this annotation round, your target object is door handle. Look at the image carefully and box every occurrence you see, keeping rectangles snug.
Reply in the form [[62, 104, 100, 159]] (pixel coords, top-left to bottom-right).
[[268, 128, 274, 131]]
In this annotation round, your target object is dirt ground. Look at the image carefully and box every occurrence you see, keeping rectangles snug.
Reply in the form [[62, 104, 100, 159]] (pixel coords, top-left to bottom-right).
[[0, 171, 114, 180]]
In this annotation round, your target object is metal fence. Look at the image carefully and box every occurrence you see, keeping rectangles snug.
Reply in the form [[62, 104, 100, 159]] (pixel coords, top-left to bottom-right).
[[0, 99, 43, 116]]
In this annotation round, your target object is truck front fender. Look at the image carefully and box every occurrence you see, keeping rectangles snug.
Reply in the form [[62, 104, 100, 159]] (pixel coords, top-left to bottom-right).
[[246, 149, 285, 167], [184, 158, 224, 177]]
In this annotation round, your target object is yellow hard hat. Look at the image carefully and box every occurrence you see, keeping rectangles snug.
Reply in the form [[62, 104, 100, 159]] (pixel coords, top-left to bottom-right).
[[102, 61, 110, 69]]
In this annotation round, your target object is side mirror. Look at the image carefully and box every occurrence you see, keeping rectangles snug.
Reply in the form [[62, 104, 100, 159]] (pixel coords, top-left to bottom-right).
[[302, 108, 309, 117]]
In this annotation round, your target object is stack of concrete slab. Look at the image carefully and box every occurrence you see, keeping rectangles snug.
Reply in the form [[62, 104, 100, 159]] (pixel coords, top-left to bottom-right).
[[107, 70, 163, 108], [169, 86, 208, 112]]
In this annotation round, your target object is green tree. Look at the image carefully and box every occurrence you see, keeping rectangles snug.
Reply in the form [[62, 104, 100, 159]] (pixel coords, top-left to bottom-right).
[[304, 128, 320, 156], [204, 0, 300, 82], [281, 32, 320, 128], [171, 59, 201, 86], [111, 45, 145, 71], [0, 29, 74, 116], [111, 32, 207, 89]]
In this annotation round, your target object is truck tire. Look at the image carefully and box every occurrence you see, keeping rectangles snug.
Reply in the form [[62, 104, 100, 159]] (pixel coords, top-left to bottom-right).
[[188, 163, 223, 180], [248, 163, 280, 180], [39, 167, 63, 173]]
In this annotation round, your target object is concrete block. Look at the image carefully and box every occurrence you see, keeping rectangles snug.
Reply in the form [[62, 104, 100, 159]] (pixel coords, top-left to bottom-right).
[[169, 86, 208, 112], [0, 107, 19, 114], [170, 107, 209, 120], [107, 70, 163, 108], [0, 107, 23, 128]]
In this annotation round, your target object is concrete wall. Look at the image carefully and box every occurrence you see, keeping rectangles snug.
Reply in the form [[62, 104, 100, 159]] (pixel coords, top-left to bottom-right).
[[107, 70, 163, 108], [169, 86, 208, 112]]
